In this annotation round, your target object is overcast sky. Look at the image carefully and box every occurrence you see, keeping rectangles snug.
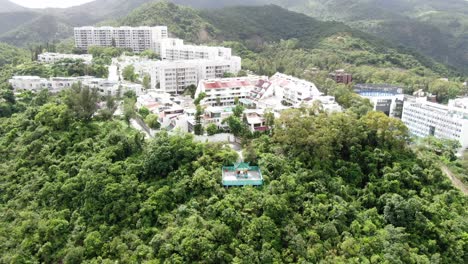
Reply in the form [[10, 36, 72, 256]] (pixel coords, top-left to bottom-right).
[[11, 0, 95, 8]]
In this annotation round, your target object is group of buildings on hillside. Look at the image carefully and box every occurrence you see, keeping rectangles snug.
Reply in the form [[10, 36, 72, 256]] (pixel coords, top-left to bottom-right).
[[8, 25, 468, 152], [353, 83, 468, 150], [9, 75, 142, 96]]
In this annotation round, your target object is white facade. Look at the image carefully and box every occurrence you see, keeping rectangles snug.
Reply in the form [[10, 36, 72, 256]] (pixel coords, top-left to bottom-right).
[[113, 56, 241, 94], [9, 75, 142, 97], [157, 38, 232, 61], [402, 97, 468, 149], [38, 53, 93, 64], [9, 76, 46, 92], [196, 76, 267, 107], [269, 73, 322, 106], [74, 26, 168, 52], [74, 26, 235, 62]]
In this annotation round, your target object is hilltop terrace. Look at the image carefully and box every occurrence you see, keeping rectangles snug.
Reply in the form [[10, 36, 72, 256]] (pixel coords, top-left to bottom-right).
[[222, 163, 263, 187]]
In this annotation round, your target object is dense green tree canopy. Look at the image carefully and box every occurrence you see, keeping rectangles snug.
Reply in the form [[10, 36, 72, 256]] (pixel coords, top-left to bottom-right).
[[0, 89, 466, 263]]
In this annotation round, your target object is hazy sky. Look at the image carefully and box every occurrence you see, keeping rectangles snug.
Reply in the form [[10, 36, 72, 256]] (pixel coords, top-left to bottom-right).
[[11, 0, 95, 8]]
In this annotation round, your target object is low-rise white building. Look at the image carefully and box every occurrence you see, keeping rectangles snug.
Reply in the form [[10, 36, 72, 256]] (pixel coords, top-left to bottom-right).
[[9, 76, 46, 92], [9, 75, 142, 97], [268, 73, 322, 106], [38, 53, 93, 64], [157, 38, 233, 61], [196, 76, 267, 107], [152, 58, 241, 94], [402, 97, 468, 149]]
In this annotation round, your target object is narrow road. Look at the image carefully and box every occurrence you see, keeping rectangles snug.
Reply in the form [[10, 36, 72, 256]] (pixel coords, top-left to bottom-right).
[[440, 165, 468, 195]]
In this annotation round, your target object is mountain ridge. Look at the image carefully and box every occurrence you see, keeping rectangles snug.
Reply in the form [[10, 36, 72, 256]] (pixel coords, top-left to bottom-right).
[[0, 0, 27, 13]]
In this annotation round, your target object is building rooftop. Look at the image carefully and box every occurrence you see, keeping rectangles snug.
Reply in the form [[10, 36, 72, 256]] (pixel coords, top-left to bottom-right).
[[222, 162, 263, 186], [354, 83, 404, 96]]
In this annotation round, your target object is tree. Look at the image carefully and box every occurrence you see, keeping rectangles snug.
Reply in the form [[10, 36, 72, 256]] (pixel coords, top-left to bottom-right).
[[145, 114, 161, 129], [138, 107, 150, 118], [233, 104, 245, 118], [65, 83, 99, 121], [194, 105, 204, 135], [140, 50, 160, 59], [143, 132, 201, 178], [98, 95, 117, 120], [142, 74, 151, 90], [223, 115, 245, 137], [206, 124, 218, 136], [122, 65, 138, 82], [123, 98, 136, 126]]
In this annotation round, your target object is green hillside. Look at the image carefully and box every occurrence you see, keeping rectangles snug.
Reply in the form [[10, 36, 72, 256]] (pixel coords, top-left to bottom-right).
[[0, 15, 73, 47], [118, 1, 216, 43], [0, 0, 26, 13], [0, 76, 467, 263], [267, 0, 468, 74]]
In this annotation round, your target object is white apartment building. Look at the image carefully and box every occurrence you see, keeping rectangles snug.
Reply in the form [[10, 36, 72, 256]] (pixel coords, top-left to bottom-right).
[[74, 26, 168, 52], [149, 59, 242, 94], [113, 57, 242, 94], [38, 53, 93, 64], [9, 76, 142, 97], [402, 97, 468, 149], [74, 26, 235, 62], [196, 76, 268, 107], [156, 38, 232, 61], [269, 73, 322, 106], [9, 76, 46, 92]]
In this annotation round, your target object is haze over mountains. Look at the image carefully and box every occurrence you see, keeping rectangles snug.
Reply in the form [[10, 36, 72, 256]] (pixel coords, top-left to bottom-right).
[[0, 0, 467, 74]]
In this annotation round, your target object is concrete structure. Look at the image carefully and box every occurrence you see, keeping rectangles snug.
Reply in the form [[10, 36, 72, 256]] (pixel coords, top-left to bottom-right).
[[74, 26, 168, 52], [9, 75, 142, 96], [329, 69, 353, 84], [402, 97, 468, 149], [74, 26, 235, 62], [269, 73, 322, 106], [244, 109, 270, 133], [38, 52, 93, 64], [222, 162, 263, 186], [196, 76, 267, 107], [156, 38, 232, 61], [354, 84, 405, 118], [113, 56, 241, 94], [151, 58, 241, 94]]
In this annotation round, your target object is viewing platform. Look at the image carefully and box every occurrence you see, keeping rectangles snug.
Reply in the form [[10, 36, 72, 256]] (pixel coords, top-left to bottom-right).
[[222, 162, 263, 186]]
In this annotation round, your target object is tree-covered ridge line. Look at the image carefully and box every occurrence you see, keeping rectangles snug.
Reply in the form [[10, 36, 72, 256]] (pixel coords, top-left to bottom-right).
[[0, 84, 467, 262]]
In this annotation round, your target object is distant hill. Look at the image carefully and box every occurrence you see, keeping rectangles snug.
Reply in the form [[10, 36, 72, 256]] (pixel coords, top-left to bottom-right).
[[0, 15, 73, 46], [0, 0, 27, 13], [0, 0, 464, 75], [118, 1, 216, 43], [0, 11, 40, 35], [265, 0, 468, 74]]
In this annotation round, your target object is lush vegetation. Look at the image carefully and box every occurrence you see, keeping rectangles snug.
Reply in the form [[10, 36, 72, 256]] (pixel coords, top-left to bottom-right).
[[264, 0, 468, 74], [1, 88, 467, 263], [119, 1, 216, 43]]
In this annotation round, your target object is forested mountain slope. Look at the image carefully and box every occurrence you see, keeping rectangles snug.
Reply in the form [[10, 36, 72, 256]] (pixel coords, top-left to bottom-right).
[[0, 81, 467, 263], [118, 1, 466, 101], [0, 0, 26, 13], [0, 0, 466, 75], [265, 0, 468, 74]]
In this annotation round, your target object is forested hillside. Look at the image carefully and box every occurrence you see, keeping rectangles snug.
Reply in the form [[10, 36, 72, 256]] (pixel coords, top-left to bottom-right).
[[0, 2, 467, 262], [0, 0, 26, 13], [1, 79, 467, 263], [118, 2, 466, 101], [265, 0, 468, 74]]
